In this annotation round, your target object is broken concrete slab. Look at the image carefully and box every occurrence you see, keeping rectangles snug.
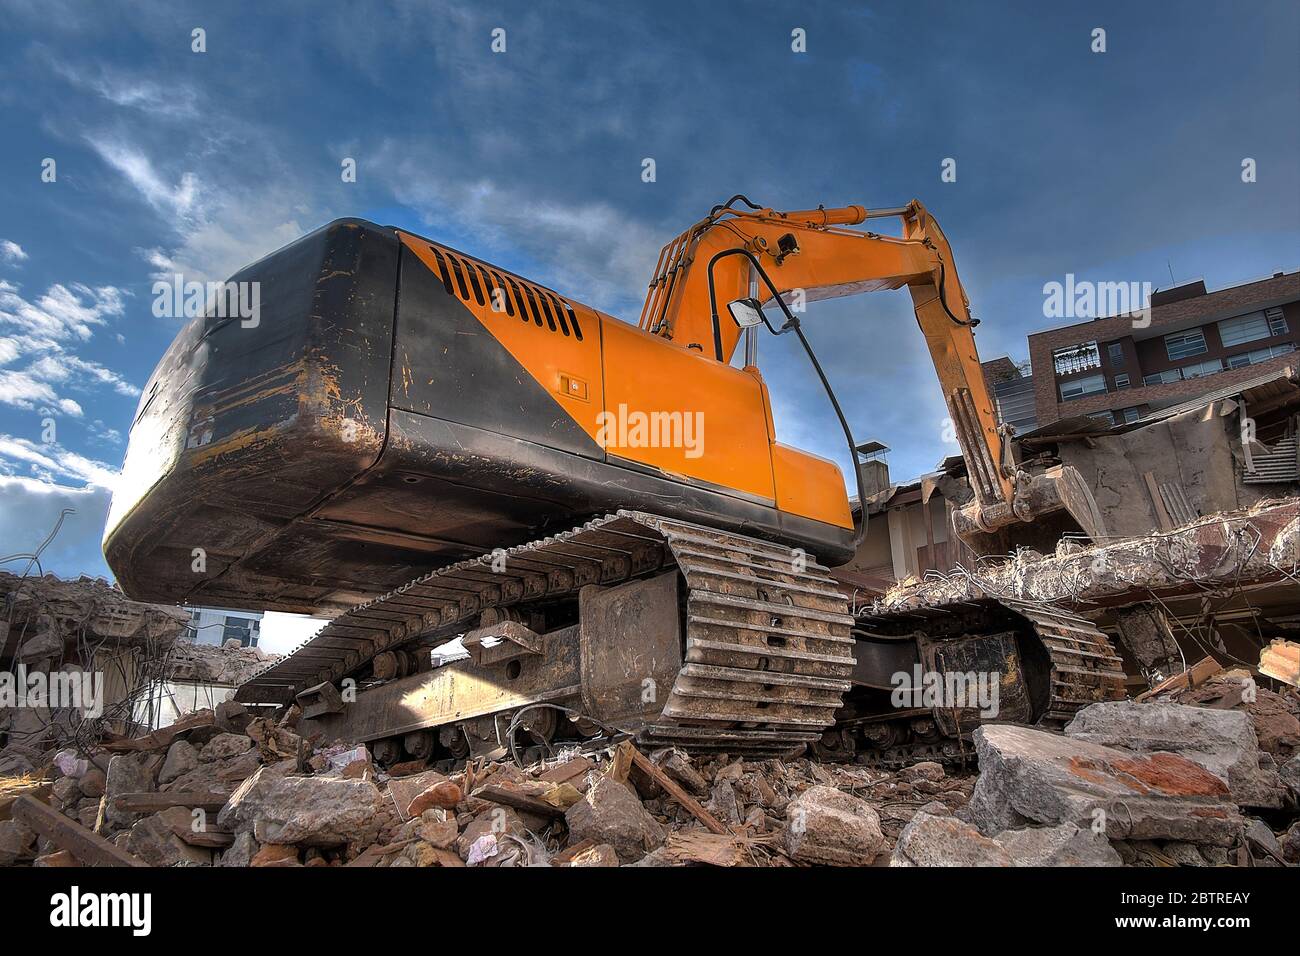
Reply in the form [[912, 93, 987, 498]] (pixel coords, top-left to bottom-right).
[[564, 774, 666, 864], [158, 740, 198, 786], [217, 830, 256, 867], [200, 733, 253, 763], [104, 754, 155, 829], [217, 766, 381, 847], [1066, 700, 1287, 808], [1280, 754, 1300, 802], [890, 812, 1012, 866], [783, 785, 885, 866], [993, 821, 1122, 866], [969, 724, 1242, 846], [892, 812, 1121, 867], [125, 812, 212, 867]]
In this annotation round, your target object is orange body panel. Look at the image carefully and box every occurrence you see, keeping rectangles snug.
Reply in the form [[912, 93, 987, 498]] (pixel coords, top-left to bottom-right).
[[600, 317, 776, 502], [771, 443, 854, 529], [399, 230, 854, 530], [399, 232, 607, 443]]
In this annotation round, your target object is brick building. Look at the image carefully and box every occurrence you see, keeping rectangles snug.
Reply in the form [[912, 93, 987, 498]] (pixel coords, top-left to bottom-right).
[[1026, 271, 1300, 427]]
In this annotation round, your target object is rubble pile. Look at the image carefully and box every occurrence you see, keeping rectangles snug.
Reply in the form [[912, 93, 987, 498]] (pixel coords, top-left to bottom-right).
[[0, 571, 279, 779], [2, 688, 1297, 868], [167, 639, 277, 687], [877, 498, 1300, 613]]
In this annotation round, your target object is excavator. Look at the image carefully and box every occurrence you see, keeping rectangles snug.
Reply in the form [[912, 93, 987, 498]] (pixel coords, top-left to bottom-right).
[[103, 196, 1124, 765]]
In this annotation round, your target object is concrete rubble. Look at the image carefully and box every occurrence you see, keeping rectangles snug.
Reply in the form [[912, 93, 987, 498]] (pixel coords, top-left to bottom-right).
[[0, 684, 1296, 868], [2, 494, 1300, 867]]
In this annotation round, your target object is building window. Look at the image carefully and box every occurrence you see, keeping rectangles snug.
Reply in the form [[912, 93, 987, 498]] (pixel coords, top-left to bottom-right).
[[1143, 369, 1183, 386], [1059, 373, 1107, 401], [1266, 307, 1289, 337], [1218, 312, 1272, 348], [1052, 342, 1101, 375], [1119, 407, 1141, 424], [222, 615, 255, 647], [1181, 358, 1224, 379], [1164, 329, 1208, 360], [1225, 342, 1297, 369], [1086, 411, 1116, 424], [1114, 373, 1130, 389], [1107, 342, 1125, 367]]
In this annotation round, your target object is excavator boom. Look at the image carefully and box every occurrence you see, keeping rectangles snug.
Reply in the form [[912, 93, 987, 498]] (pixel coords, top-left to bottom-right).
[[639, 197, 1105, 551]]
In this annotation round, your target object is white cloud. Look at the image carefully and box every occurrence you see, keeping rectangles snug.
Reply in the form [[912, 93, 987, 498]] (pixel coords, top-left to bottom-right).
[[51, 59, 201, 120], [86, 136, 201, 220], [0, 436, 119, 491], [0, 369, 83, 416], [26, 354, 140, 398], [378, 147, 661, 315], [0, 279, 137, 417], [0, 475, 114, 580], [1, 241, 28, 265], [0, 279, 126, 343]]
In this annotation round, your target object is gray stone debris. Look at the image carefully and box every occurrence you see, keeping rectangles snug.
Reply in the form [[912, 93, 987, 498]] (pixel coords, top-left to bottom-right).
[[158, 740, 199, 785], [783, 785, 885, 866], [969, 724, 1243, 846], [218, 766, 381, 846], [565, 774, 666, 864], [1066, 701, 1287, 809], [104, 753, 155, 829], [892, 811, 1121, 866]]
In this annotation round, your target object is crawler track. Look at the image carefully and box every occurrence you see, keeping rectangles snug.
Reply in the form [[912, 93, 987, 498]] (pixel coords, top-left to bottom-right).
[[237, 511, 857, 756]]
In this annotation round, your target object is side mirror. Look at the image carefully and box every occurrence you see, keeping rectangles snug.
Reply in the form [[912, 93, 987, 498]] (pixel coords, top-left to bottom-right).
[[727, 297, 766, 330]]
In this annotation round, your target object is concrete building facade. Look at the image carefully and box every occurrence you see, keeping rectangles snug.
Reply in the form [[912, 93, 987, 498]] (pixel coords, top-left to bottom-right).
[[183, 606, 263, 648], [1026, 271, 1300, 427]]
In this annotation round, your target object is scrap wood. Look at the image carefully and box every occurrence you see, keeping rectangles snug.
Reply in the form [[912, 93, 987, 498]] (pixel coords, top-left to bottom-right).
[[620, 741, 728, 835], [0, 774, 51, 823], [1135, 657, 1223, 702], [538, 756, 594, 786], [345, 837, 418, 867], [475, 783, 567, 818], [12, 795, 146, 868], [161, 817, 235, 849], [112, 791, 231, 815], [660, 830, 750, 867], [1259, 638, 1300, 687], [101, 710, 215, 753]]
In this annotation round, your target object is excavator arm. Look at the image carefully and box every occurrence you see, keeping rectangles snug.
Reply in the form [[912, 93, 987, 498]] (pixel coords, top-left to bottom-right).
[[639, 198, 1106, 551]]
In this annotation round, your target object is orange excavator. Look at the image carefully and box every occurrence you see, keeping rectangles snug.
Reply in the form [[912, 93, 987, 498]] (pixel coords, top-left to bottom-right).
[[104, 197, 1123, 764]]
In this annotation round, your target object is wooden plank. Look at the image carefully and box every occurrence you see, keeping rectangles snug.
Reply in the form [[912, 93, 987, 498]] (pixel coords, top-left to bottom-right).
[[112, 791, 231, 815], [1142, 471, 1175, 531], [12, 795, 146, 868], [475, 783, 566, 818], [1135, 656, 1222, 702], [101, 710, 215, 753], [623, 742, 728, 835], [537, 756, 594, 786], [163, 819, 235, 848]]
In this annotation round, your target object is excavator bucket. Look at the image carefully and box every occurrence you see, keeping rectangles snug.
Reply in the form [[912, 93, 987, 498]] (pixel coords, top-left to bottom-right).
[[949, 463, 1108, 556]]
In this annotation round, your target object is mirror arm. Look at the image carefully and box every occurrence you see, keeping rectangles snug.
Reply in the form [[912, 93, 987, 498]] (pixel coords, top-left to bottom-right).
[[705, 247, 866, 548]]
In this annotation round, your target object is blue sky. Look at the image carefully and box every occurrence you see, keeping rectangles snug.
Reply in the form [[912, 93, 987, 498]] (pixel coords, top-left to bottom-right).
[[2, 0, 1298, 590]]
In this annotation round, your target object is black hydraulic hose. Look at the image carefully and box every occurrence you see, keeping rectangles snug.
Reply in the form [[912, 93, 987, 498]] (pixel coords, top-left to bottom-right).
[[709, 194, 764, 217], [706, 248, 867, 548]]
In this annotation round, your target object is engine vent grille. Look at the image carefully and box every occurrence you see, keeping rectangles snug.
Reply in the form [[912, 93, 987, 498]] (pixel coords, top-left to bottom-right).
[[426, 244, 583, 340]]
